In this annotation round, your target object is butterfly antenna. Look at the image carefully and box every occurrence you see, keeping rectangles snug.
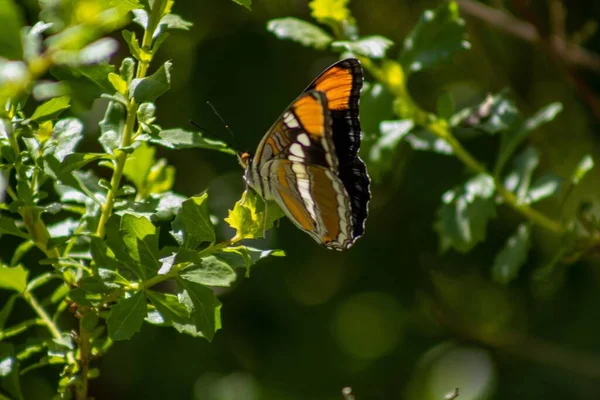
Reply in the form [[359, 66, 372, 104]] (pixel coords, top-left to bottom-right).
[[206, 100, 238, 147], [189, 119, 227, 143]]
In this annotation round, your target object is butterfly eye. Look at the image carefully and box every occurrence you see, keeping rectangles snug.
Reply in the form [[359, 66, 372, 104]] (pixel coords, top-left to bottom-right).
[[237, 152, 251, 168]]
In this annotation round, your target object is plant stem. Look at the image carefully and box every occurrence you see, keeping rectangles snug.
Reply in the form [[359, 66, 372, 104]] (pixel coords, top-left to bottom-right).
[[76, 319, 91, 400], [22, 291, 62, 340]]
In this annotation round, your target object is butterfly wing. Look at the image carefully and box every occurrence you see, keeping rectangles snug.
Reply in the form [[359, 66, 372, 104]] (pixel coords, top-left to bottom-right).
[[248, 58, 369, 249]]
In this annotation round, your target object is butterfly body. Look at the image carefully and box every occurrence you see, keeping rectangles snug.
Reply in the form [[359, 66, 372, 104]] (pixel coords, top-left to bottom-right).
[[239, 58, 370, 251]]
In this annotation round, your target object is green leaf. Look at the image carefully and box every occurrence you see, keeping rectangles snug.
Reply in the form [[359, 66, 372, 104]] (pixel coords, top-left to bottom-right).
[[225, 190, 285, 240], [572, 154, 594, 185], [450, 92, 520, 135], [0, 0, 23, 59], [123, 142, 155, 192], [99, 101, 126, 154], [51, 118, 84, 161], [398, 2, 470, 74], [367, 120, 413, 181], [332, 36, 394, 59], [50, 64, 114, 110], [159, 14, 193, 31], [136, 128, 235, 155], [30, 96, 70, 122], [492, 223, 531, 284], [0, 264, 28, 293], [59, 153, 110, 175], [0, 343, 24, 400], [231, 0, 251, 10], [122, 30, 145, 62], [218, 246, 284, 277], [146, 290, 189, 324], [496, 102, 563, 174], [180, 255, 236, 287], [0, 294, 18, 330], [82, 311, 99, 331], [403, 127, 454, 155], [0, 217, 29, 239], [436, 91, 454, 120], [171, 194, 215, 248], [115, 191, 186, 221], [527, 173, 562, 203], [53, 38, 119, 66], [177, 279, 222, 342], [119, 214, 161, 279], [503, 147, 539, 203], [130, 61, 172, 103], [267, 18, 333, 50], [119, 57, 135, 83], [107, 291, 147, 340], [309, 0, 350, 24], [435, 174, 497, 253]]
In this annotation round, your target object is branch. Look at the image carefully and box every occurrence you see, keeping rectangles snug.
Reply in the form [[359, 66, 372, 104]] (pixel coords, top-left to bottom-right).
[[455, 0, 600, 73]]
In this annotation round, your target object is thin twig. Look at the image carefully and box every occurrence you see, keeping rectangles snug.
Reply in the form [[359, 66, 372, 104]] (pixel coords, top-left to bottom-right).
[[445, 388, 460, 400], [455, 0, 600, 72]]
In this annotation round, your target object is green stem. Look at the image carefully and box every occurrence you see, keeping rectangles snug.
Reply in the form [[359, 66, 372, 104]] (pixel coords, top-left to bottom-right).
[[22, 291, 62, 340], [76, 319, 91, 400]]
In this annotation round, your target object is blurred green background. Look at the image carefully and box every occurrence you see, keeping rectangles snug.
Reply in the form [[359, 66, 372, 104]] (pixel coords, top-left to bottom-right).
[[10, 0, 600, 399]]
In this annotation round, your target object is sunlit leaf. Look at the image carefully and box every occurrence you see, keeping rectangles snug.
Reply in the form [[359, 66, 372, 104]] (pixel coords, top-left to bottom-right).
[[123, 142, 155, 192], [0, 343, 23, 400], [571, 154, 594, 185], [403, 127, 454, 155], [137, 128, 236, 155], [267, 18, 333, 50], [450, 92, 520, 135], [503, 147, 539, 203], [115, 191, 186, 221], [179, 255, 236, 287], [0, 294, 17, 330], [399, 2, 470, 74], [0, 0, 24, 60], [218, 246, 284, 277], [231, 0, 251, 10], [0, 264, 28, 293], [435, 174, 496, 253], [99, 101, 126, 154], [170, 194, 215, 248], [50, 64, 114, 110], [0, 217, 29, 239], [59, 153, 110, 175], [119, 214, 161, 279], [130, 61, 172, 103], [146, 290, 189, 324], [159, 14, 193, 31], [332, 36, 394, 59], [527, 173, 562, 203], [367, 119, 413, 180], [225, 190, 284, 240], [30, 96, 70, 122], [107, 291, 147, 340], [53, 38, 119, 66], [496, 102, 563, 174], [492, 223, 531, 284], [177, 279, 222, 342]]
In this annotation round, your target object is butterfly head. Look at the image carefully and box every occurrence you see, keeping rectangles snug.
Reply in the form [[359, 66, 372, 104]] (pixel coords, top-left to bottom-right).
[[237, 151, 252, 169]]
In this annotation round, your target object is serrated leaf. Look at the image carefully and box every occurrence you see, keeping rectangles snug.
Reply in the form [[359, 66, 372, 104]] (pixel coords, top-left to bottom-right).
[[115, 191, 186, 221], [450, 92, 520, 135], [572, 154, 594, 185], [0, 0, 24, 60], [119, 214, 161, 279], [503, 147, 539, 203], [0, 217, 29, 239], [30, 96, 70, 122], [59, 153, 110, 175], [309, 0, 350, 24], [0, 343, 24, 400], [218, 246, 284, 277], [130, 61, 172, 103], [225, 190, 284, 240], [231, 0, 251, 10], [267, 18, 333, 50], [146, 290, 189, 324], [51, 118, 84, 161], [50, 64, 114, 110], [367, 119, 413, 180], [177, 280, 221, 342], [136, 128, 235, 155], [0, 264, 28, 293], [399, 2, 470, 74], [180, 255, 236, 287], [496, 102, 563, 174], [171, 194, 215, 248], [107, 291, 147, 340], [332, 36, 394, 59], [435, 173, 496, 253], [108, 72, 128, 95], [492, 223, 531, 284]]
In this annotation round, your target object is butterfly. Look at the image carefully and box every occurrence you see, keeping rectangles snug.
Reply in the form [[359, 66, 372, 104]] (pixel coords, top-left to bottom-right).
[[238, 58, 370, 251]]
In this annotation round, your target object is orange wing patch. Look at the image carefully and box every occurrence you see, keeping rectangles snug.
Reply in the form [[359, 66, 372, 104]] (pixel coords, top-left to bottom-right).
[[293, 94, 325, 136], [312, 66, 353, 111]]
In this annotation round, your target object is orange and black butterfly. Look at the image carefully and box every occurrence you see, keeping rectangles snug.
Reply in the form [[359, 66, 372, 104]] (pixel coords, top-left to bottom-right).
[[238, 58, 370, 250]]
